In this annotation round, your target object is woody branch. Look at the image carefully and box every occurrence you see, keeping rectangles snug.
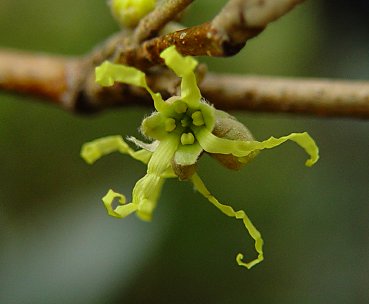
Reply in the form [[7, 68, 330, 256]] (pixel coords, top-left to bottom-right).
[[0, 0, 368, 118]]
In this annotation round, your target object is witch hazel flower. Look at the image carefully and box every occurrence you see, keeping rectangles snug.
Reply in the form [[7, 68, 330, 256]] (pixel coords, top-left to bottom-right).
[[81, 46, 319, 269]]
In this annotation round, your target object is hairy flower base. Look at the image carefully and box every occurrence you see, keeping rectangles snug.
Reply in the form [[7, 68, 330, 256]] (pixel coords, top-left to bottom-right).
[[81, 46, 319, 269]]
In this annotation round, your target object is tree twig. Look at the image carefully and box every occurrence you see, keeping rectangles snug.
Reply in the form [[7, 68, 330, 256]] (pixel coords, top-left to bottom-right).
[[118, 0, 304, 68], [0, 49, 84, 107], [1, 0, 369, 119], [133, 0, 194, 44], [1, 49, 368, 118], [201, 74, 369, 118]]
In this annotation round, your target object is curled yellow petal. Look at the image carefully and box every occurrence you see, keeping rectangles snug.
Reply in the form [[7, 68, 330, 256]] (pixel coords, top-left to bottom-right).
[[132, 173, 165, 221], [102, 189, 138, 218], [196, 129, 319, 167], [96, 61, 147, 87], [81, 135, 130, 164], [160, 46, 201, 108], [131, 135, 180, 221], [95, 61, 170, 114], [80, 135, 152, 165], [191, 173, 264, 269]]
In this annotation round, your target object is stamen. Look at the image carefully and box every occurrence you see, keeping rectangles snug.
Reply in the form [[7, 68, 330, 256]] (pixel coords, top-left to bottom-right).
[[192, 111, 204, 126], [165, 118, 176, 132], [174, 101, 187, 114], [181, 132, 195, 145]]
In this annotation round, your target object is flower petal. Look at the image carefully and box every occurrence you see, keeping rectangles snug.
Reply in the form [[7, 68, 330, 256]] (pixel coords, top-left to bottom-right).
[[95, 61, 171, 115], [147, 134, 180, 174], [96, 61, 144, 87], [131, 135, 180, 220], [80, 135, 152, 165], [102, 189, 138, 218], [191, 173, 264, 269], [160, 46, 201, 108], [132, 174, 165, 221], [195, 129, 319, 167]]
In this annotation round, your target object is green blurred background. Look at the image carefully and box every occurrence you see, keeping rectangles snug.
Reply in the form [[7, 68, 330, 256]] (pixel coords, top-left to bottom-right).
[[1, 1, 368, 303]]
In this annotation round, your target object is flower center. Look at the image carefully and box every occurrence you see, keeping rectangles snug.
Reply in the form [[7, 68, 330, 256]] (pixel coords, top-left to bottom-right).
[[164, 101, 206, 145]]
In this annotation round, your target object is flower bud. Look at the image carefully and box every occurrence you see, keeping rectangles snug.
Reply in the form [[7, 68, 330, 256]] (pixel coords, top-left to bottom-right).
[[109, 0, 156, 28], [210, 110, 259, 170]]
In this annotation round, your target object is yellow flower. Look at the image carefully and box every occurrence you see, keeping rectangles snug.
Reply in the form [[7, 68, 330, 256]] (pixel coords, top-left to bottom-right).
[[81, 46, 319, 269]]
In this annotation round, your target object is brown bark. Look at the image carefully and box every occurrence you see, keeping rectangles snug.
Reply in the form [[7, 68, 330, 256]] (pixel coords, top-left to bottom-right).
[[117, 0, 304, 69], [201, 74, 369, 118], [1, 0, 369, 119]]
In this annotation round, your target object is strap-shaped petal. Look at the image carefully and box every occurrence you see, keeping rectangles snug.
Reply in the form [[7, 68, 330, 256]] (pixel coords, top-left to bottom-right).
[[191, 173, 264, 269], [80, 135, 152, 165], [127, 137, 177, 178], [130, 135, 180, 221], [99, 136, 180, 221], [95, 61, 170, 114], [132, 173, 165, 221], [96, 61, 146, 87], [102, 189, 138, 218], [147, 134, 180, 174], [160, 46, 201, 108], [196, 129, 319, 167]]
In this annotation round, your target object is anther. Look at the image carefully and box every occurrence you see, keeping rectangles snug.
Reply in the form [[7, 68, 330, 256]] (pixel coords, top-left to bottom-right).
[[174, 101, 187, 114], [165, 118, 176, 132], [180, 133, 195, 145], [191, 111, 204, 126]]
